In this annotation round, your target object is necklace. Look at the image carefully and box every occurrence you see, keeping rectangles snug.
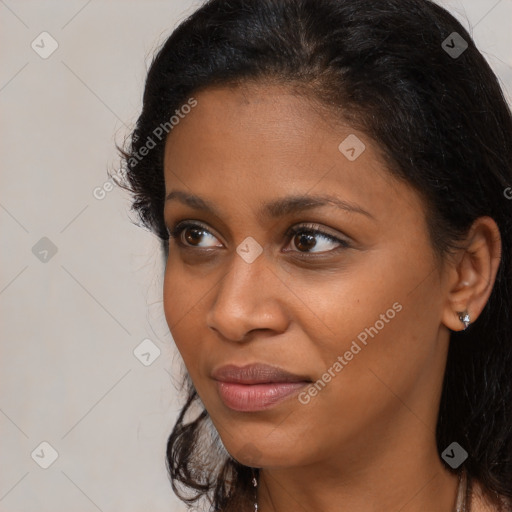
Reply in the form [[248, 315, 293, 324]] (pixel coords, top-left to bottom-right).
[[251, 468, 469, 512]]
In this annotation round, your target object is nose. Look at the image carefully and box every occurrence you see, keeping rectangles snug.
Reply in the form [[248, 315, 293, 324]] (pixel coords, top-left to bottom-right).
[[206, 252, 290, 342]]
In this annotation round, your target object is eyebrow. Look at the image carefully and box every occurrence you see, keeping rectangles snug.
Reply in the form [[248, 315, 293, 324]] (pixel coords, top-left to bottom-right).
[[165, 190, 374, 220]]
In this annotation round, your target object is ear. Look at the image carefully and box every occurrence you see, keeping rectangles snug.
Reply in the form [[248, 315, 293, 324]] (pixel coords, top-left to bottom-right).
[[441, 216, 502, 332]]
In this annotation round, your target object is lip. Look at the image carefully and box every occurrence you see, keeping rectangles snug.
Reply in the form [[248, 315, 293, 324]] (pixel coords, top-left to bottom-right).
[[212, 363, 312, 412], [211, 363, 311, 384]]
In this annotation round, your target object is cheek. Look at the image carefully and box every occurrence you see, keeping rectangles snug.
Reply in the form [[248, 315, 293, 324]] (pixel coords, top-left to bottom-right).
[[295, 246, 443, 399], [284, 292, 440, 457]]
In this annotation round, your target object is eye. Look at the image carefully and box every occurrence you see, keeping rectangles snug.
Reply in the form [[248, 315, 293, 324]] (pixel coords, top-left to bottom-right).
[[284, 224, 349, 254], [168, 221, 222, 249], [167, 221, 349, 254]]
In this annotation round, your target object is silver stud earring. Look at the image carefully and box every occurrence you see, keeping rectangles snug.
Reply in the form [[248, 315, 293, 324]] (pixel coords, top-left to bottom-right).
[[458, 310, 471, 330]]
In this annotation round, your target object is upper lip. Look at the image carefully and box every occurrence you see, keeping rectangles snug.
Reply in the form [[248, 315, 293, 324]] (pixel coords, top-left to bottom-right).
[[211, 363, 311, 384]]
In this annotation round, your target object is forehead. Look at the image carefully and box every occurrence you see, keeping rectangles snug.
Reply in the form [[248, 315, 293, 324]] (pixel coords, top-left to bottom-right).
[[162, 83, 422, 231]]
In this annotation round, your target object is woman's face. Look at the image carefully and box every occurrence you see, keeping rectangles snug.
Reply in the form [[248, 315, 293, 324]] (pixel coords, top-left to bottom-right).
[[162, 83, 454, 469]]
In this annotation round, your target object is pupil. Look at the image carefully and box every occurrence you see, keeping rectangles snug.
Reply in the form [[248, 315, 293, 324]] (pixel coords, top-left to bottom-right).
[[296, 232, 316, 251]]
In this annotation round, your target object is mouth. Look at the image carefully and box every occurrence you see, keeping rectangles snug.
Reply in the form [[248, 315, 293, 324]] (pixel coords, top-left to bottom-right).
[[211, 363, 312, 412]]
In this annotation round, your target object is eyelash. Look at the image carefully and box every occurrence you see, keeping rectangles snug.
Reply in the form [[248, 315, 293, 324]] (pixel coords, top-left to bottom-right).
[[167, 220, 350, 254]]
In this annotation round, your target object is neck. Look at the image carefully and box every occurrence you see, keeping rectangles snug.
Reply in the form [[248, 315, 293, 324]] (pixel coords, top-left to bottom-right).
[[255, 430, 460, 512]]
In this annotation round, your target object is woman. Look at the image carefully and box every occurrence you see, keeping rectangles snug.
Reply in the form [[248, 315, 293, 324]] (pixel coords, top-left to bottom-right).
[[118, 0, 512, 510]]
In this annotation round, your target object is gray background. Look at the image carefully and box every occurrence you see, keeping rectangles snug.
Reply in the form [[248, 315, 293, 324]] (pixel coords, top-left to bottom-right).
[[1, 1, 511, 511]]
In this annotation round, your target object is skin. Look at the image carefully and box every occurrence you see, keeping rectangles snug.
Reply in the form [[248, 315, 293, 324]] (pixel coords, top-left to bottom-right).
[[161, 83, 502, 512]]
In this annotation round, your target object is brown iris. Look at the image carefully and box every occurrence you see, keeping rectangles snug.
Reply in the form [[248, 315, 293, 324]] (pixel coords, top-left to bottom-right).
[[294, 232, 317, 252], [184, 227, 204, 246]]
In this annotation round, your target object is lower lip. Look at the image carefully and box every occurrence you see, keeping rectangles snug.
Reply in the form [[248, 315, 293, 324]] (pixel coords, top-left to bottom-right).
[[216, 381, 309, 412]]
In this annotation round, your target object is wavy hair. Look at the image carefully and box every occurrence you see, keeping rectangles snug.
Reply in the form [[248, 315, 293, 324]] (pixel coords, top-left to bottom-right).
[[117, 0, 512, 510]]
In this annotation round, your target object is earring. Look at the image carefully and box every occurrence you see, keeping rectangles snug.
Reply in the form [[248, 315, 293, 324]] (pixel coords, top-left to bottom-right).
[[457, 310, 471, 330]]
